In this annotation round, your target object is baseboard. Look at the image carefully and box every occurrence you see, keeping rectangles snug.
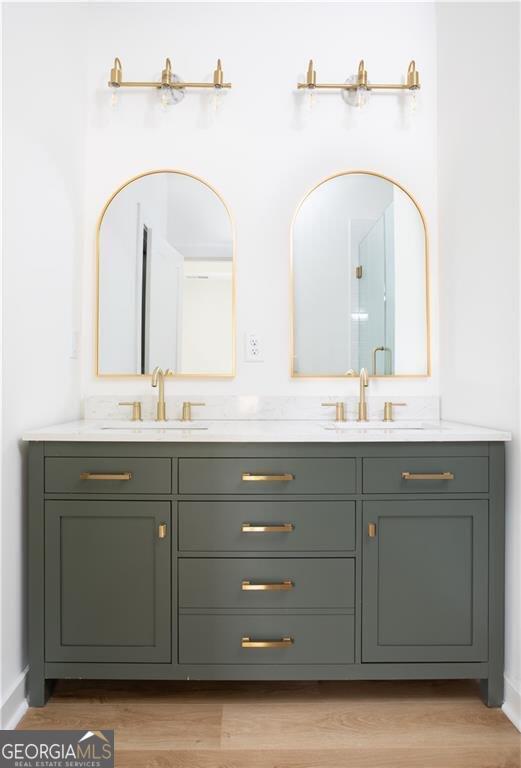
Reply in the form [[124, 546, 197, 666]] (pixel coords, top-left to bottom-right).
[[1, 668, 28, 730], [503, 675, 521, 732]]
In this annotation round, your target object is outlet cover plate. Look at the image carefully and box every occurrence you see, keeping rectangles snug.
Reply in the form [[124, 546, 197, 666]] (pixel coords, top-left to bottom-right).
[[245, 332, 263, 362]]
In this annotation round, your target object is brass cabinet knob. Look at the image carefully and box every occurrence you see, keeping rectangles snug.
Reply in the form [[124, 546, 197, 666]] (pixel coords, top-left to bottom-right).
[[158, 522, 167, 539]]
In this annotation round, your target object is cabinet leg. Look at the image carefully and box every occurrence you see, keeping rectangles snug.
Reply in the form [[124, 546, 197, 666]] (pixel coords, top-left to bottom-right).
[[480, 676, 504, 708], [28, 675, 55, 708]]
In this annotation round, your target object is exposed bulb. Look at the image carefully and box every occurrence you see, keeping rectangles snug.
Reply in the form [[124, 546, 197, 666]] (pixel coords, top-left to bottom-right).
[[212, 86, 224, 114], [160, 85, 174, 108], [408, 88, 418, 113], [342, 76, 371, 108], [159, 76, 185, 108], [109, 85, 119, 108], [355, 85, 368, 109], [306, 88, 316, 111]]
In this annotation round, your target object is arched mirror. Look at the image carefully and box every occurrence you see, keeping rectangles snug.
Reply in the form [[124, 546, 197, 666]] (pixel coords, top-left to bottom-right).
[[291, 171, 430, 377], [97, 170, 235, 377]]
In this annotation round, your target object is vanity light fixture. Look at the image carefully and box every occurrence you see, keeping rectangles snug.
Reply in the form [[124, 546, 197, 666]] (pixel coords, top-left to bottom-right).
[[108, 57, 231, 106], [297, 59, 420, 108]]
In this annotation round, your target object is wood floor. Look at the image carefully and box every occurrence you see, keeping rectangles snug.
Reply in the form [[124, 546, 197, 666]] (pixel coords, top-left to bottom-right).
[[18, 680, 520, 768]]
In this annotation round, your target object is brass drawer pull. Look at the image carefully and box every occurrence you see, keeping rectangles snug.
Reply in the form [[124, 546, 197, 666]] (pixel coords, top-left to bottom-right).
[[368, 522, 377, 538], [241, 523, 294, 533], [401, 471, 455, 481], [158, 523, 167, 539], [241, 636, 294, 649], [241, 580, 294, 591], [242, 473, 294, 482], [79, 472, 132, 481]]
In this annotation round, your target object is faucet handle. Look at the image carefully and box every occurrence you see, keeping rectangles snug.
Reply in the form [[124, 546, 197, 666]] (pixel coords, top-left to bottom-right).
[[118, 401, 142, 422], [181, 401, 206, 422], [321, 402, 346, 422], [383, 402, 406, 422]]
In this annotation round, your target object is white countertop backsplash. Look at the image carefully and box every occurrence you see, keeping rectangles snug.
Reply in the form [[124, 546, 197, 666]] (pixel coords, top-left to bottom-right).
[[83, 395, 440, 423], [22, 396, 511, 442]]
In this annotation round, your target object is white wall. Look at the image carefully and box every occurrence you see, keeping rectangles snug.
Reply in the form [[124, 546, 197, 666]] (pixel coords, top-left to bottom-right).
[[80, 1, 438, 400], [437, 2, 520, 728], [1, 3, 86, 726]]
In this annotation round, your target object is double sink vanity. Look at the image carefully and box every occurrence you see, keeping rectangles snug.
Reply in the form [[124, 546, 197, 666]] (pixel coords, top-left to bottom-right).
[[23, 168, 510, 708], [24, 391, 509, 709]]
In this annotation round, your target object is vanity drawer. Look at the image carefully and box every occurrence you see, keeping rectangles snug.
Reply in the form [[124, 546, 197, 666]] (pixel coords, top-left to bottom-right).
[[363, 457, 489, 494], [179, 614, 355, 664], [45, 457, 172, 494], [178, 501, 356, 551], [178, 458, 356, 495], [179, 558, 355, 609]]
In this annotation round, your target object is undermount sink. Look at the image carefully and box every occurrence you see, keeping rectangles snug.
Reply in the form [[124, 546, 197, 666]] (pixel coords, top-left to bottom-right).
[[101, 423, 209, 431], [323, 421, 425, 431]]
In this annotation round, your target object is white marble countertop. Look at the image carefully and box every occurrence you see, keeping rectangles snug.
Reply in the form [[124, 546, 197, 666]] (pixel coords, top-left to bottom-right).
[[22, 419, 511, 443]]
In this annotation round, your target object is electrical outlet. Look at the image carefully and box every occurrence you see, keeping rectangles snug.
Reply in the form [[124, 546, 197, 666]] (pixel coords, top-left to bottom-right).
[[245, 332, 263, 362]]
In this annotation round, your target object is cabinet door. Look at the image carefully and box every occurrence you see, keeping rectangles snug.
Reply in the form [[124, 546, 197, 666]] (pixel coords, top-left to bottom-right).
[[362, 500, 488, 662], [45, 500, 171, 663]]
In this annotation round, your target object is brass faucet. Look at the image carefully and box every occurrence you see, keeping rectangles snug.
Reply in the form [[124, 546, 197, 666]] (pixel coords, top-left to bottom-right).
[[181, 401, 206, 422], [151, 367, 173, 421], [321, 402, 346, 422], [383, 401, 406, 422], [118, 401, 142, 421], [358, 367, 369, 421]]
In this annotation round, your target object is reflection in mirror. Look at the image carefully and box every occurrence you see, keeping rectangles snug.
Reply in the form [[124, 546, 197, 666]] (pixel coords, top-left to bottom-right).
[[97, 171, 234, 376], [291, 172, 429, 377]]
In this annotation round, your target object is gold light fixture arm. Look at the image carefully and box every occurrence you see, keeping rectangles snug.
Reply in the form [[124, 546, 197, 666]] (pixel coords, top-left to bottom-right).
[[109, 57, 122, 87], [213, 58, 224, 87], [161, 57, 173, 87], [297, 59, 420, 92], [108, 57, 232, 92], [357, 59, 368, 88], [305, 59, 316, 88], [407, 59, 420, 89]]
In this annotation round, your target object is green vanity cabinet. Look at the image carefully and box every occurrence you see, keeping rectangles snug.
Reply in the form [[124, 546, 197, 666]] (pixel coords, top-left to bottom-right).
[[362, 500, 489, 663], [28, 441, 505, 708], [44, 500, 172, 664]]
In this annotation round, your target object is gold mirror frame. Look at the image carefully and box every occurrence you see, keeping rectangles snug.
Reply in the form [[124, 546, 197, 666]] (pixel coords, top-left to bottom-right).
[[95, 168, 236, 379], [290, 169, 431, 379]]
